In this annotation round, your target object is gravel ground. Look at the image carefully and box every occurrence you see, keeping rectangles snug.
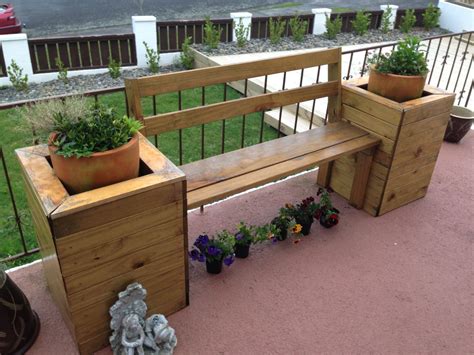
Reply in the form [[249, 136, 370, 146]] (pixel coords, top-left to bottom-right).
[[0, 65, 185, 105], [0, 27, 448, 105], [194, 27, 449, 56]]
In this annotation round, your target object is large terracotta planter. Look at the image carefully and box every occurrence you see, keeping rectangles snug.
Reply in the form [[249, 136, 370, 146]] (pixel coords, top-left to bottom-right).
[[444, 106, 474, 143], [0, 271, 40, 354], [48, 134, 140, 194], [368, 66, 427, 103]]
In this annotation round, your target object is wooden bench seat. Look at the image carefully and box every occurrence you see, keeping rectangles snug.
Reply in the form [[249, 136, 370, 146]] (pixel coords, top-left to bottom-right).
[[181, 121, 380, 209], [125, 48, 382, 214]]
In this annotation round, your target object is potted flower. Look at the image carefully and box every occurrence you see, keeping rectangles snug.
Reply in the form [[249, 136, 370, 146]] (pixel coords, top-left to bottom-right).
[[233, 222, 254, 258], [189, 233, 235, 274], [21, 97, 142, 194], [282, 197, 318, 235], [315, 188, 340, 229], [367, 36, 429, 102], [270, 213, 291, 241], [0, 265, 40, 354]]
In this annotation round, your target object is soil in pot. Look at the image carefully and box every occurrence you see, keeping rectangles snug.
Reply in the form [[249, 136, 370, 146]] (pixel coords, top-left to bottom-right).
[[206, 259, 223, 274], [235, 243, 250, 258], [368, 67, 427, 103], [444, 106, 474, 143], [48, 134, 140, 194], [0, 271, 41, 354], [296, 218, 313, 236]]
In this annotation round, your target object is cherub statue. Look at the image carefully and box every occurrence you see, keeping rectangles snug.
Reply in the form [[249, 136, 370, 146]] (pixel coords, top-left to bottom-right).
[[144, 315, 177, 354], [121, 314, 146, 355]]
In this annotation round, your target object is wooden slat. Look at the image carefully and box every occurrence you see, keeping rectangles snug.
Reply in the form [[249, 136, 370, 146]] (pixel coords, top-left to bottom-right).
[[327, 47, 342, 122], [187, 135, 380, 209], [127, 48, 341, 97], [342, 104, 398, 140], [145, 81, 339, 135], [316, 161, 333, 187], [183, 122, 367, 191]]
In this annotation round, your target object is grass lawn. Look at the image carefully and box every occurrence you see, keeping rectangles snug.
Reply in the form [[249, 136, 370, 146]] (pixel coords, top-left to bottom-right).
[[0, 84, 278, 266]]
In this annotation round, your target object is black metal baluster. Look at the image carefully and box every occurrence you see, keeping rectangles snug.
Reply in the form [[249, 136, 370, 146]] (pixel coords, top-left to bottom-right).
[[437, 36, 453, 88], [259, 75, 268, 143], [360, 49, 369, 77], [124, 91, 130, 117], [453, 32, 472, 94], [277, 71, 287, 138], [445, 33, 463, 90], [309, 66, 321, 130], [178, 91, 183, 165], [241, 79, 248, 148], [221, 83, 227, 154], [345, 52, 354, 80], [152, 95, 158, 147], [428, 38, 442, 84], [465, 80, 473, 107], [458, 54, 472, 106], [293, 68, 305, 134], [424, 39, 432, 60], [201, 86, 205, 159]]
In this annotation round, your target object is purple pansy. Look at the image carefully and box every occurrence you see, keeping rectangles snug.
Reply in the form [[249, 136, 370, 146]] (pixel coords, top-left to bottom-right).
[[194, 234, 209, 249], [207, 245, 222, 257], [189, 249, 201, 261], [223, 255, 234, 266], [235, 232, 244, 241]]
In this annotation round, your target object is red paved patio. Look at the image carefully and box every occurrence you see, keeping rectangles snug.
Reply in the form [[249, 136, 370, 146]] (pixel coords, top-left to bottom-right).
[[9, 132, 473, 355]]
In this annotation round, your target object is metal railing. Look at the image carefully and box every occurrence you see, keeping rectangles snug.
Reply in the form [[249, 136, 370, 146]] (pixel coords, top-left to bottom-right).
[[1, 30, 472, 264]]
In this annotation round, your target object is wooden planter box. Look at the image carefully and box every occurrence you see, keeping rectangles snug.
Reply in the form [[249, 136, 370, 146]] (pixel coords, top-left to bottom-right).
[[16, 134, 188, 354], [329, 77, 455, 216]]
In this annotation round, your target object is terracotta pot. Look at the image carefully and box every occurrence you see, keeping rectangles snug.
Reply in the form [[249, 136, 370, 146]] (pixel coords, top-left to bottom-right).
[[48, 134, 140, 194], [0, 271, 40, 354], [368, 66, 427, 103], [444, 106, 474, 143]]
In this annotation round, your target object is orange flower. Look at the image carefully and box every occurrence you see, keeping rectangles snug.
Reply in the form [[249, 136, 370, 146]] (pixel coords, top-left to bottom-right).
[[292, 224, 302, 234], [285, 203, 294, 209]]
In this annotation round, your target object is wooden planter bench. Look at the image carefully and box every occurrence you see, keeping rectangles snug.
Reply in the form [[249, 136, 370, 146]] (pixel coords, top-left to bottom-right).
[[125, 48, 380, 210]]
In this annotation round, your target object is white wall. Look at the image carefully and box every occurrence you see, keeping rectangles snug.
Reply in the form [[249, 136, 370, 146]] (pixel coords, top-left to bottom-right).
[[439, 0, 474, 33]]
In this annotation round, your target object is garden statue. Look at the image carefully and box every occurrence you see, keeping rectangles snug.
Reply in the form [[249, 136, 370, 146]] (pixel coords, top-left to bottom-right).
[[109, 282, 177, 355]]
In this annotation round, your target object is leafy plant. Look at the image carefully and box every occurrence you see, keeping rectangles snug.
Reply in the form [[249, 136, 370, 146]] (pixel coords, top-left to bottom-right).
[[234, 19, 250, 47], [423, 3, 441, 30], [179, 36, 195, 69], [282, 197, 319, 226], [20, 97, 142, 158], [399, 9, 416, 33], [314, 188, 340, 226], [55, 57, 68, 83], [269, 17, 286, 44], [233, 222, 276, 246], [108, 57, 121, 79], [351, 10, 371, 36], [380, 5, 393, 34], [270, 209, 303, 244], [289, 15, 308, 42], [7, 60, 28, 92], [203, 16, 223, 50], [189, 233, 235, 265], [368, 36, 428, 76], [325, 14, 342, 40], [143, 41, 160, 73]]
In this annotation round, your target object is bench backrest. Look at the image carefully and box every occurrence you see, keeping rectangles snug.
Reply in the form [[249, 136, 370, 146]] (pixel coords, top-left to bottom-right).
[[125, 47, 342, 137]]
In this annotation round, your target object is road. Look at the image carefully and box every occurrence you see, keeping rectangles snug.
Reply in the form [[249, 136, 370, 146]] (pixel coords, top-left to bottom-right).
[[10, 0, 434, 38]]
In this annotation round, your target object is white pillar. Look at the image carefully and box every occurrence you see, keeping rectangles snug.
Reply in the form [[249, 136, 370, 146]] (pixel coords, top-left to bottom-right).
[[230, 12, 252, 42], [132, 16, 158, 67], [0, 33, 34, 78], [312, 8, 332, 35], [380, 5, 399, 30]]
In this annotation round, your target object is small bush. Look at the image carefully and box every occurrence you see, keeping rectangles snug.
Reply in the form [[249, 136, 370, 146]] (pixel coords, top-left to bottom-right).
[[234, 19, 250, 47], [368, 36, 428, 76], [289, 15, 308, 42], [108, 57, 121, 79], [203, 17, 222, 49], [380, 6, 393, 34], [143, 41, 159, 73], [269, 17, 286, 44], [55, 57, 68, 83], [351, 10, 371, 36], [180, 36, 195, 69], [423, 3, 441, 30], [399, 9, 416, 33], [7, 60, 28, 92], [325, 14, 342, 40]]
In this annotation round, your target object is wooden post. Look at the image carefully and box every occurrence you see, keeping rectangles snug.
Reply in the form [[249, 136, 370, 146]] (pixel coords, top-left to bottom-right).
[[349, 149, 375, 209]]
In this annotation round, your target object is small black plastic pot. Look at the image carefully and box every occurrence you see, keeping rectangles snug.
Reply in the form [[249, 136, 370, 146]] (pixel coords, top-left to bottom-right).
[[271, 217, 288, 241], [296, 217, 313, 236], [234, 243, 251, 258], [206, 258, 223, 274], [319, 214, 339, 229]]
